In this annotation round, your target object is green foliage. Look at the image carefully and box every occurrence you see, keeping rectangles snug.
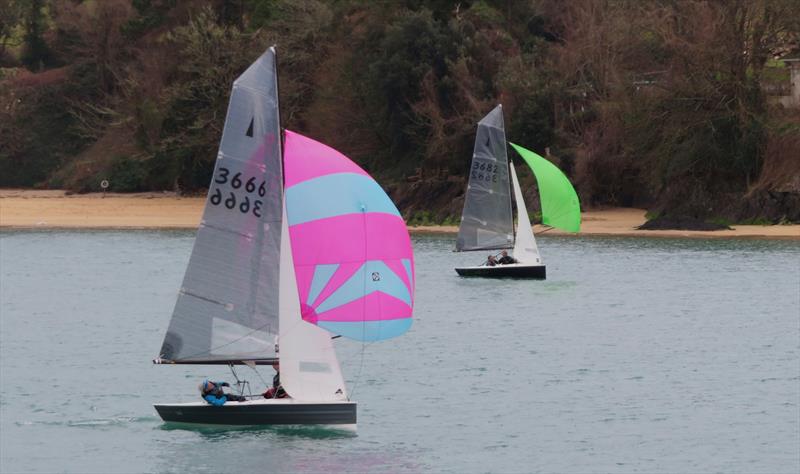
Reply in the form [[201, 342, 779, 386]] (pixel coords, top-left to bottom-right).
[[358, 8, 461, 160], [708, 216, 733, 228], [122, 0, 177, 39], [439, 214, 460, 226], [143, 150, 179, 191], [644, 211, 659, 221], [246, 0, 280, 30], [465, 1, 502, 25], [407, 210, 436, 226], [0, 0, 23, 63], [19, 0, 52, 70], [0, 76, 85, 187], [1, 0, 797, 223], [407, 210, 462, 226], [108, 154, 147, 192], [144, 6, 259, 191], [737, 217, 773, 226]]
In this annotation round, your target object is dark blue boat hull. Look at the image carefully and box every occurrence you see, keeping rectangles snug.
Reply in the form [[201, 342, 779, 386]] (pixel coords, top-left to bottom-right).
[[455, 264, 546, 279], [154, 400, 357, 426]]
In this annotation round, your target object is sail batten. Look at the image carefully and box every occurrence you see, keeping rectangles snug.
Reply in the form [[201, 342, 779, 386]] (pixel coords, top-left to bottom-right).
[[456, 105, 514, 251], [157, 47, 283, 364]]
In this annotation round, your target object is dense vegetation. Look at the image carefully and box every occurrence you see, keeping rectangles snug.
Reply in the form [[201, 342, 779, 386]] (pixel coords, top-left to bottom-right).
[[1, 0, 799, 226]]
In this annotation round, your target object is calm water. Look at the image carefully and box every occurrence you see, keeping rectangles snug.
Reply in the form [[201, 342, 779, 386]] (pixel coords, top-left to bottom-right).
[[1, 230, 798, 474]]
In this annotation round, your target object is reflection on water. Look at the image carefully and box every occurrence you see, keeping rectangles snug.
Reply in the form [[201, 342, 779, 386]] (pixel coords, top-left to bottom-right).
[[1, 230, 798, 473], [158, 422, 357, 440]]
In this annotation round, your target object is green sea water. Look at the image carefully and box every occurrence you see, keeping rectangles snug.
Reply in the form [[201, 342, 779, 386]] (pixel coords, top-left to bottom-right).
[[1, 231, 798, 473]]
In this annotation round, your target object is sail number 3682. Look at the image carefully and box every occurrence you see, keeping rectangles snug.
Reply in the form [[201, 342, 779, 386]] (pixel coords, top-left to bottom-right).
[[472, 162, 498, 183], [210, 167, 265, 217]]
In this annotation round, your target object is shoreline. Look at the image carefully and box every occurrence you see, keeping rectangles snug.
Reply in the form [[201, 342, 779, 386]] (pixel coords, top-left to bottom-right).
[[1, 189, 798, 240]]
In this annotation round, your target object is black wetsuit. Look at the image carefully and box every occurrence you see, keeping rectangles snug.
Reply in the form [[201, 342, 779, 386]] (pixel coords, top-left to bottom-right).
[[498, 256, 518, 265]]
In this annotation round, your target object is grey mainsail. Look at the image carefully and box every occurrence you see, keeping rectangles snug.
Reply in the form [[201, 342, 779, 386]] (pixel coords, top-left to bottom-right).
[[157, 47, 283, 363], [455, 105, 514, 251]]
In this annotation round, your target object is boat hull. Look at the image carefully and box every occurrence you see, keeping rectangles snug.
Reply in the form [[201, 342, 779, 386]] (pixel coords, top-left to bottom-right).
[[455, 264, 546, 279], [154, 399, 356, 426]]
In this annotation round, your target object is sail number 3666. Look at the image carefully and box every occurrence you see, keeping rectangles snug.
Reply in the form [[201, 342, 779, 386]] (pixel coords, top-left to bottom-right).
[[210, 167, 265, 217]]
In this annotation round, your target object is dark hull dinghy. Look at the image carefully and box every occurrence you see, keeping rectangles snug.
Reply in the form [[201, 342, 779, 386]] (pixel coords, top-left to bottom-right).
[[154, 399, 356, 426], [152, 46, 415, 428], [454, 263, 546, 279], [454, 105, 581, 278]]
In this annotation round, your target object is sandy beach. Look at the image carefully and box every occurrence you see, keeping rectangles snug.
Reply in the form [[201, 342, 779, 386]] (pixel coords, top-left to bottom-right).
[[1, 189, 798, 239]]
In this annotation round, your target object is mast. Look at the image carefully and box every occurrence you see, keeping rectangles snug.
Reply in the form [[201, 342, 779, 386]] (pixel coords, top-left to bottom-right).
[[274, 45, 285, 187]]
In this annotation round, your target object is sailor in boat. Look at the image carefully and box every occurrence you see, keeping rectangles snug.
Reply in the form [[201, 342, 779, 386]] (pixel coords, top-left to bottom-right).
[[199, 379, 247, 406], [497, 250, 518, 265], [485, 255, 498, 267], [262, 361, 288, 399]]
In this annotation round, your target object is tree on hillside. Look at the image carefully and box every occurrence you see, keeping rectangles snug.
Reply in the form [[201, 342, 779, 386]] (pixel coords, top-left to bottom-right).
[[540, 0, 800, 218], [0, 0, 23, 64], [20, 0, 52, 71], [51, 0, 134, 94]]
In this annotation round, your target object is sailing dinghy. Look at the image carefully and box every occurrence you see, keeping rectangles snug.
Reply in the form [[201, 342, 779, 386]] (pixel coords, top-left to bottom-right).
[[153, 47, 415, 427], [454, 105, 580, 279]]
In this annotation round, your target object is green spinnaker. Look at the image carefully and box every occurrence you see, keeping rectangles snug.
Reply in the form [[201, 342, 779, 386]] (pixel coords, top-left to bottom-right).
[[509, 143, 581, 233]]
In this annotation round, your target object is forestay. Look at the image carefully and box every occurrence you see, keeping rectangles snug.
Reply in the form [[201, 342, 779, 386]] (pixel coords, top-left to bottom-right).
[[456, 104, 514, 251], [157, 48, 283, 363]]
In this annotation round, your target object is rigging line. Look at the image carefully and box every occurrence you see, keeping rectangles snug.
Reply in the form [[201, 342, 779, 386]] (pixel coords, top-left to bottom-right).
[[337, 339, 377, 366], [349, 204, 370, 401], [348, 339, 368, 401], [228, 364, 246, 396], [538, 225, 556, 234], [247, 363, 270, 391]]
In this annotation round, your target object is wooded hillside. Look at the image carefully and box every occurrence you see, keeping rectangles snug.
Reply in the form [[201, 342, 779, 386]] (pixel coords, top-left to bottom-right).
[[1, 0, 798, 227]]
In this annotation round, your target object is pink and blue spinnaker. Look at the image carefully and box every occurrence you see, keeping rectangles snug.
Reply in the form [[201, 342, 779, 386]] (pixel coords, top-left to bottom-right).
[[283, 130, 414, 341]]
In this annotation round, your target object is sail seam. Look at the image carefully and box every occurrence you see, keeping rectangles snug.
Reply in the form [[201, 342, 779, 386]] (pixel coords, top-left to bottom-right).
[[215, 150, 273, 165], [199, 222, 266, 239], [232, 83, 276, 100]]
